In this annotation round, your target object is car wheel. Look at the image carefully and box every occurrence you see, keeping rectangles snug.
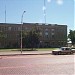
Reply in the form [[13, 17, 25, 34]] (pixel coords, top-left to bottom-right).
[[68, 52, 71, 55], [71, 52, 73, 54], [58, 52, 61, 55]]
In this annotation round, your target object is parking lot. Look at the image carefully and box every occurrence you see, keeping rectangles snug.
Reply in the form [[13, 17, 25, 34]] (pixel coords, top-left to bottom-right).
[[0, 54, 75, 75]]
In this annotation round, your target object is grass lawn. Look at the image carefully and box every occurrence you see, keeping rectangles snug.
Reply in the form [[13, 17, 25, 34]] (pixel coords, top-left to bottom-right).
[[0, 48, 58, 52], [36, 48, 58, 51], [0, 49, 20, 52]]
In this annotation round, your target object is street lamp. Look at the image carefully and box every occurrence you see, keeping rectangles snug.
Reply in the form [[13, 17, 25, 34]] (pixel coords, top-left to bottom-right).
[[21, 11, 26, 54]]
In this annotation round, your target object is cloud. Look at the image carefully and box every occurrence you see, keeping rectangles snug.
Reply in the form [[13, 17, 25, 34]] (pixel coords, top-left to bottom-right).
[[47, 0, 51, 3], [57, 0, 63, 5]]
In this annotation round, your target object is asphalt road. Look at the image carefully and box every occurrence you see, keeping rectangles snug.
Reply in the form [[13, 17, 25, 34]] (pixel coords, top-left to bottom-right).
[[0, 54, 75, 75]]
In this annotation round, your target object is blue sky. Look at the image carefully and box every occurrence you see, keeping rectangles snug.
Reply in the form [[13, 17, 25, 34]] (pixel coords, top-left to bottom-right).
[[0, 0, 74, 32]]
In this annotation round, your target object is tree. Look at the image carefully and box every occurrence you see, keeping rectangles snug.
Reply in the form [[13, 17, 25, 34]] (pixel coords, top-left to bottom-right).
[[68, 30, 75, 45], [0, 31, 7, 48], [22, 29, 40, 50], [0, 31, 6, 38]]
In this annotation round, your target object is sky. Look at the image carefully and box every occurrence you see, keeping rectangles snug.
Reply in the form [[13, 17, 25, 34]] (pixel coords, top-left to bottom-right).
[[0, 0, 74, 33]]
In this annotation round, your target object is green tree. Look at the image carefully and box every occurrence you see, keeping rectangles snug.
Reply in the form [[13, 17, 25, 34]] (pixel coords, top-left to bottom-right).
[[0, 31, 7, 48], [22, 29, 40, 50], [0, 31, 6, 38], [68, 30, 75, 45]]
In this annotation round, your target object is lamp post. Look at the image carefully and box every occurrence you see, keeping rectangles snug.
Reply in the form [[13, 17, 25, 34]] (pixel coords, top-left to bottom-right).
[[21, 11, 26, 54]]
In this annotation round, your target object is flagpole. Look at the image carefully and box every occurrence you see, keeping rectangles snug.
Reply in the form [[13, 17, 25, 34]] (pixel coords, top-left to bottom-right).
[[44, 0, 46, 24], [5, 5, 6, 23]]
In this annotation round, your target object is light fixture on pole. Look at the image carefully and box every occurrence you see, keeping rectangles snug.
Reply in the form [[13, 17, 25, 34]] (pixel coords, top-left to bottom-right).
[[21, 11, 26, 54]]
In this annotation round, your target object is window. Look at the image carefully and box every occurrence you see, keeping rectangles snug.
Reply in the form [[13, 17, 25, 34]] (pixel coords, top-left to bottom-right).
[[8, 27, 12, 30], [0, 27, 4, 31], [61, 48, 64, 50], [45, 28, 48, 31], [4, 27, 8, 31], [51, 29, 54, 31], [45, 32, 48, 35], [0, 27, 1, 31], [18, 27, 21, 31], [25, 27, 28, 30], [52, 34, 54, 39], [52, 33, 54, 35], [14, 27, 18, 31], [45, 32, 48, 38], [40, 32, 42, 36]]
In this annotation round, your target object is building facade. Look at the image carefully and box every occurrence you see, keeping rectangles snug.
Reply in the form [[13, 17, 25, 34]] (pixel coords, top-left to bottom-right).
[[0, 23, 67, 48]]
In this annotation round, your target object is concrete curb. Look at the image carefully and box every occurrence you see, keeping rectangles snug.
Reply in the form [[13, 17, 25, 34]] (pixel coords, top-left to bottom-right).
[[0, 53, 52, 56]]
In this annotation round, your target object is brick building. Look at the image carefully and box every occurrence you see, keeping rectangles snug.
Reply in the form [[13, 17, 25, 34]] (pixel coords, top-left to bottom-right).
[[0, 23, 67, 48]]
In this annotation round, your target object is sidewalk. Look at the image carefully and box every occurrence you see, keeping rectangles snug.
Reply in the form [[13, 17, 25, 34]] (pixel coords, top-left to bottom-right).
[[0, 51, 52, 56]]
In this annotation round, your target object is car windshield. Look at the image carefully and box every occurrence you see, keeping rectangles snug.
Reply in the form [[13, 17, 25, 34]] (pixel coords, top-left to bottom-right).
[[61, 48, 64, 50]]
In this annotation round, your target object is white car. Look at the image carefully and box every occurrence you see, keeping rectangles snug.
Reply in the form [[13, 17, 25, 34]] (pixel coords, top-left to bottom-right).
[[52, 47, 73, 55], [71, 47, 75, 53]]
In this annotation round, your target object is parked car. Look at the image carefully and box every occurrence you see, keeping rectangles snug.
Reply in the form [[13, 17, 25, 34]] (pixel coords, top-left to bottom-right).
[[71, 47, 75, 53], [52, 47, 73, 55]]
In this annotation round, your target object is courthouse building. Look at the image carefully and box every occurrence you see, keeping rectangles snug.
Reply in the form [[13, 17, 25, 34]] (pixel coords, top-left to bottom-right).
[[0, 23, 67, 48]]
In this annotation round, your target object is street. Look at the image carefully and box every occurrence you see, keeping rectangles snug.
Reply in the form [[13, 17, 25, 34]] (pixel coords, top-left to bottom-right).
[[0, 54, 75, 75]]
